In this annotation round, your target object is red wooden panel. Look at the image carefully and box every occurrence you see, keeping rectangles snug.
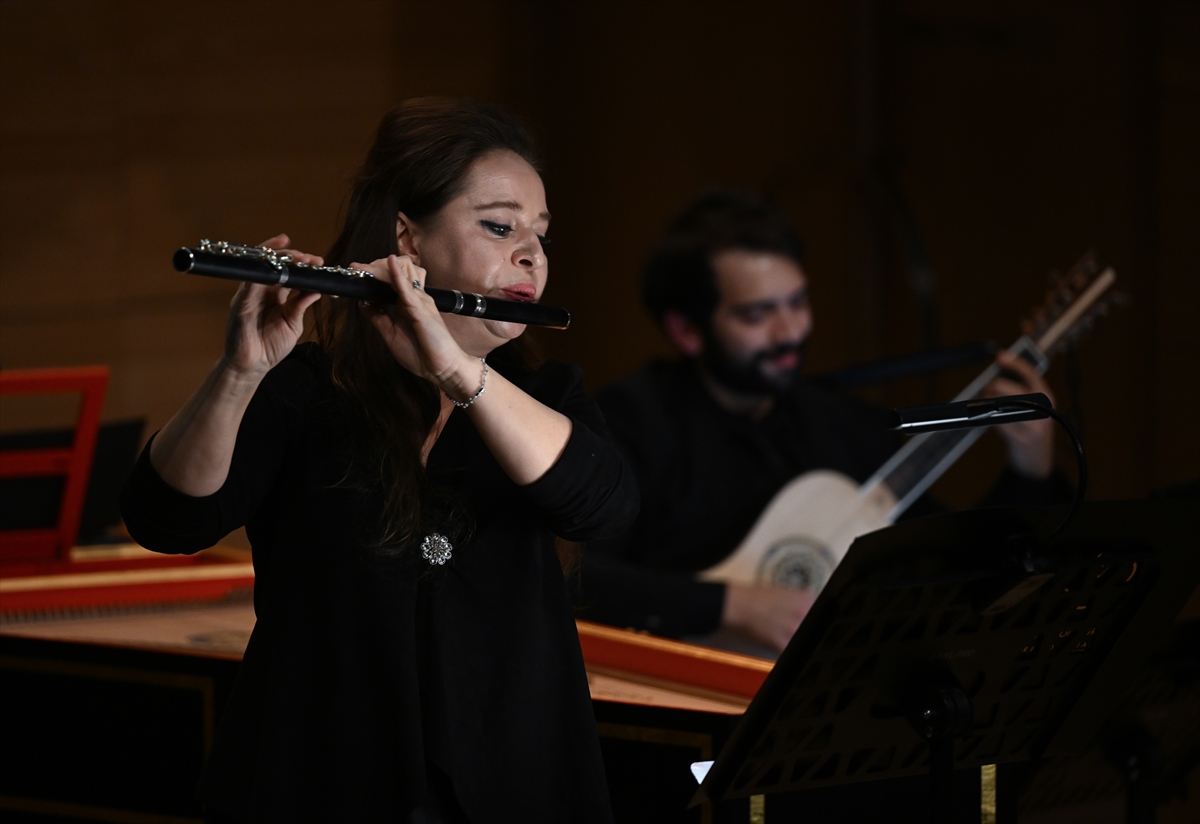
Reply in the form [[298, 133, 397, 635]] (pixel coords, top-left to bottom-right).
[[0, 545, 255, 615], [0, 551, 215, 579], [576, 620, 772, 700], [0, 449, 74, 477], [0, 575, 256, 613], [0, 366, 109, 564], [0, 529, 59, 562]]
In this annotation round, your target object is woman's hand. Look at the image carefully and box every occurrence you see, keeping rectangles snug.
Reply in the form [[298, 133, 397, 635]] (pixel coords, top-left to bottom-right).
[[354, 254, 572, 485], [150, 234, 321, 496], [983, 350, 1056, 479], [355, 254, 480, 399], [222, 234, 323, 379]]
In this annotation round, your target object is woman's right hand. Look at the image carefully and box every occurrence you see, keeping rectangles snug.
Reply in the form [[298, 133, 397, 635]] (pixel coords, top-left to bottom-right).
[[152, 234, 321, 496], [222, 234, 323, 378]]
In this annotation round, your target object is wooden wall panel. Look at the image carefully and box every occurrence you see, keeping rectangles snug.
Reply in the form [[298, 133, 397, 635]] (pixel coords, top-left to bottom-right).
[[873, 0, 1199, 504], [524, 0, 858, 386], [2, 0, 1197, 508], [0, 0, 403, 435], [1153, 0, 1200, 497]]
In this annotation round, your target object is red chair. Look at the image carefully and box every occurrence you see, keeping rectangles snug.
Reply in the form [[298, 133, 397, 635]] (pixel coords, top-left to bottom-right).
[[0, 366, 109, 566]]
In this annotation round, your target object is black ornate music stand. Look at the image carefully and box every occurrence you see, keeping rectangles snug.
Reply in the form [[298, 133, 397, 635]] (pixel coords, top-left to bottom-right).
[[1017, 617, 1200, 824], [690, 499, 1199, 824]]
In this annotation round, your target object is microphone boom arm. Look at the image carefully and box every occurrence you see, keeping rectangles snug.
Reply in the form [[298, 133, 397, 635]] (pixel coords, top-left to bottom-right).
[[891, 393, 1087, 540]]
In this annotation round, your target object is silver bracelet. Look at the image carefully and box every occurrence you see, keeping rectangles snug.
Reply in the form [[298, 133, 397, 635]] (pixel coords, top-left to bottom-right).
[[448, 358, 488, 409]]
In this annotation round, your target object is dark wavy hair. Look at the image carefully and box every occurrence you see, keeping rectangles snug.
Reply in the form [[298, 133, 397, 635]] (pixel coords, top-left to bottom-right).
[[641, 189, 806, 329], [314, 98, 538, 551]]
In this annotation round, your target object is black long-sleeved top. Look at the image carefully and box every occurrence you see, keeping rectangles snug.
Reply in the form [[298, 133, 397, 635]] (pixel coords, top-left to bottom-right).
[[575, 359, 1071, 639], [121, 344, 638, 824]]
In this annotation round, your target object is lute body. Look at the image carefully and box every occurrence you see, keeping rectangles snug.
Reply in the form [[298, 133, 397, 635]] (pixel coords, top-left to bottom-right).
[[698, 471, 894, 593]]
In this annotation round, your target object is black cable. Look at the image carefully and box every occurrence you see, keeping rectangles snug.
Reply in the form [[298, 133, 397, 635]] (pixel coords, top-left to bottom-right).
[[995, 398, 1088, 541]]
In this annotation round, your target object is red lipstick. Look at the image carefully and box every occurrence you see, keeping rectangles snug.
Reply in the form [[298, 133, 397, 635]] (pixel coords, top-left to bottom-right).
[[501, 283, 537, 302]]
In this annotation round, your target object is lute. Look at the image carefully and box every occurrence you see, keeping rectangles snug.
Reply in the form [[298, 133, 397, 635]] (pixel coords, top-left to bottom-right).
[[697, 254, 1120, 603]]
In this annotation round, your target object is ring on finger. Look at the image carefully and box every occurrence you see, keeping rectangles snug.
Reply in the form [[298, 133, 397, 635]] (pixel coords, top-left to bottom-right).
[[411, 279, 422, 291]]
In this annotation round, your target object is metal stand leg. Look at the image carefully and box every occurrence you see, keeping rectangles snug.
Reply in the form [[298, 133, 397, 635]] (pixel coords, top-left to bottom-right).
[[1106, 719, 1163, 824], [905, 683, 974, 824], [928, 734, 955, 824]]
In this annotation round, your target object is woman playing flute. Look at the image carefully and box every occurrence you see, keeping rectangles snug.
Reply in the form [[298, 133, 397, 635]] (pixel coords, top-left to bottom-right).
[[121, 98, 638, 824]]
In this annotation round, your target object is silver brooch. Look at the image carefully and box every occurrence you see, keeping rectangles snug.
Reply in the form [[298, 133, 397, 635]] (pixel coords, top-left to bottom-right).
[[420, 533, 453, 565]]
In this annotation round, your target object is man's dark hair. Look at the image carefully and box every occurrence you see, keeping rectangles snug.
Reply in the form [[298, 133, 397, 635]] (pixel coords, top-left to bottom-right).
[[641, 189, 806, 328]]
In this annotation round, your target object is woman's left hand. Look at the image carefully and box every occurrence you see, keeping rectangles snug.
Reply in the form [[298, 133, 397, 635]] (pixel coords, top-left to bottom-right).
[[354, 253, 572, 484], [354, 255, 480, 398], [983, 350, 1056, 479]]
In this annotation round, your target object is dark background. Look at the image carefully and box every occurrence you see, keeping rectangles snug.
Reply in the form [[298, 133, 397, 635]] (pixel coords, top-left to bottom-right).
[[2, 0, 1196, 510]]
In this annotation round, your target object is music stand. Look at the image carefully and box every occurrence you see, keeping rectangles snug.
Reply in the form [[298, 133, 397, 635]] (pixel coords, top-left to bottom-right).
[[690, 499, 1199, 824], [1017, 617, 1200, 824]]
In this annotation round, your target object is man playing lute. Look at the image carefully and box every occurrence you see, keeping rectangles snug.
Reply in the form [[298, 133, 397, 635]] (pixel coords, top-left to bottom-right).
[[575, 189, 1072, 655]]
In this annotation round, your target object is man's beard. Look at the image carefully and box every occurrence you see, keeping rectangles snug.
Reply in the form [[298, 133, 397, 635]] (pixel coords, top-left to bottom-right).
[[701, 337, 807, 396]]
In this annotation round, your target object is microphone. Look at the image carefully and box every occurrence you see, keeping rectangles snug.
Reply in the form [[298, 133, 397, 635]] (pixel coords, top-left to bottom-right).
[[891, 392, 1088, 541], [890, 393, 1052, 434]]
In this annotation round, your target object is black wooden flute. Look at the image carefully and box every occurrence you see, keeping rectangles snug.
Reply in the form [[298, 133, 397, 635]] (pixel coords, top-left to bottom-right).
[[173, 242, 572, 330]]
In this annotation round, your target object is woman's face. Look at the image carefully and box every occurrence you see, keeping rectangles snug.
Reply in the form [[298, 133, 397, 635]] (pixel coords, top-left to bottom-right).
[[400, 150, 550, 356]]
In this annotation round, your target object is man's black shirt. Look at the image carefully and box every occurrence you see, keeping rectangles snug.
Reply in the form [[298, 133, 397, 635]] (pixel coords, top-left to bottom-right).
[[575, 358, 1071, 639]]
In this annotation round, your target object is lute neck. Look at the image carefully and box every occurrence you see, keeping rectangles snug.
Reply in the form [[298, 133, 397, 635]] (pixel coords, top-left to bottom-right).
[[861, 335, 1049, 519], [859, 264, 1115, 520]]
